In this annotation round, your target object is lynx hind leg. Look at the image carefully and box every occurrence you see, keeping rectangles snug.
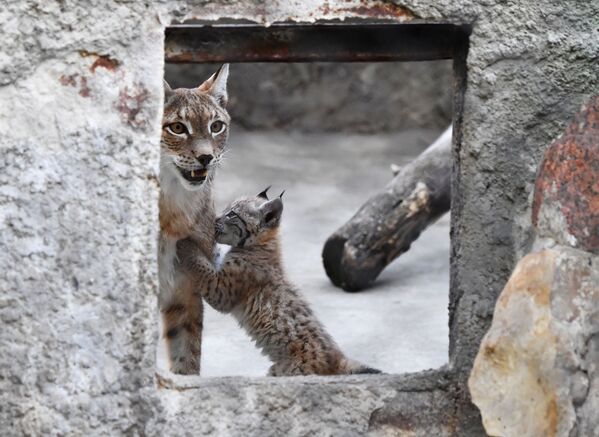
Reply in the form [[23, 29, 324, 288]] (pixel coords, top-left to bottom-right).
[[268, 360, 305, 377], [162, 283, 204, 375]]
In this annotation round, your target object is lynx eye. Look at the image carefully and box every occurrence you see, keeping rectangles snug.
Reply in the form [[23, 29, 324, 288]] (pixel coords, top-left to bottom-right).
[[210, 120, 226, 135], [225, 211, 237, 219], [166, 122, 187, 135]]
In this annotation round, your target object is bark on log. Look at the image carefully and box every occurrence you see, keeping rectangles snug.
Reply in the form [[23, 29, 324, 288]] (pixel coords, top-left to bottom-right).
[[322, 127, 452, 292]]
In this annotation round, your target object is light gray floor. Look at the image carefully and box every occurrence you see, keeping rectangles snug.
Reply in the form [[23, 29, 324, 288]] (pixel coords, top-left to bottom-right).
[[160, 128, 450, 377]]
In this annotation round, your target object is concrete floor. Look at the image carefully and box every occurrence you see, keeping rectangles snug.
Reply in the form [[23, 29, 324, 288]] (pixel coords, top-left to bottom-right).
[[159, 128, 450, 376]]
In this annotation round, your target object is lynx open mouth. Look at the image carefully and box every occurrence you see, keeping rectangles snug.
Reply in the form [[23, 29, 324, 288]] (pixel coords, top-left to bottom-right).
[[177, 166, 208, 184]]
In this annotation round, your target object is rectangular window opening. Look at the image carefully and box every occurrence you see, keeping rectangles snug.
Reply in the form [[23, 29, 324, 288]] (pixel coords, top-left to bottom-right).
[[159, 22, 468, 379]]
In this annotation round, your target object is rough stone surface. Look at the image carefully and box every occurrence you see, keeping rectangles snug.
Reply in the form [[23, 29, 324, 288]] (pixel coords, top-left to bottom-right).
[[166, 61, 453, 133], [0, 1, 165, 435], [2, 0, 599, 435], [469, 95, 599, 437], [469, 248, 599, 437], [532, 95, 599, 254], [390, 1, 599, 432], [156, 370, 454, 436]]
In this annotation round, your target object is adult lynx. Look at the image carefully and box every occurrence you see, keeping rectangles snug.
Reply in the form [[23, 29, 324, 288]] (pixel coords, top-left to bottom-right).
[[159, 65, 230, 374]]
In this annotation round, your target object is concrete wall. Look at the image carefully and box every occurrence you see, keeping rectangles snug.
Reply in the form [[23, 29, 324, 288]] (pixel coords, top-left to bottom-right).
[[165, 61, 453, 133], [1, 0, 598, 435], [0, 2, 164, 435]]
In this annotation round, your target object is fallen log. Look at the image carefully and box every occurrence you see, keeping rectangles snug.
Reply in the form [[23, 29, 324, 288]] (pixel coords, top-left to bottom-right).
[[322, 127, 452, 292]]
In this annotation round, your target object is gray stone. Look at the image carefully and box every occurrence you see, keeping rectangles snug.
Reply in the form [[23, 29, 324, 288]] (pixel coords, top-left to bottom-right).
[[156, 370, 454, 437], [469, 94, 599, 437], [469, 247, 599, 437]]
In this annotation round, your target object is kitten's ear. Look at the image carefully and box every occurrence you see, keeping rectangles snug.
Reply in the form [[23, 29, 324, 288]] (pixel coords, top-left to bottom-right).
[[257, 186, 271, 200], [164, 79, 175, 100], [260, 198, 283, 228], [197, 64, 229, 107]]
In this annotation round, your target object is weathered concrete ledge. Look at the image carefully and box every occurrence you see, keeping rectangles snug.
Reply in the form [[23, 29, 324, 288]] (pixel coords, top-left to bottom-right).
[[156, 367, 451, 391], [154, 369, 455, 436]]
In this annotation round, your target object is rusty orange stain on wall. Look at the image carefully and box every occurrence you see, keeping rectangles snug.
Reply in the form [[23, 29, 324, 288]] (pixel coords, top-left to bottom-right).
[[79, 50, 120, 73], [532, 95, 599, 252], [90, 56, 119, 73], [59, 73, 91, 98], [59, 74, 77, 87], [78, 76, 90, 97], [116, 84, 150, 128]]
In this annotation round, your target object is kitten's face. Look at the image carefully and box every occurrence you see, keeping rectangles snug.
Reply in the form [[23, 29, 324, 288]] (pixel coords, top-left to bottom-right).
[[161, 65, 231, 191], [215, 191, 283, 248]]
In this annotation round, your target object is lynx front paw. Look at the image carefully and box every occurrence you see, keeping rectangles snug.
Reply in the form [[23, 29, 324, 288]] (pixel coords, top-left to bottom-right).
[[170, 355, 200, 375], [164, 321, 202, 375]]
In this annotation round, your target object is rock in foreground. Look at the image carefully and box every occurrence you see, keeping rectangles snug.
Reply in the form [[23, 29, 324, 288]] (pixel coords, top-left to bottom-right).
[[469, 248, 598, 437]]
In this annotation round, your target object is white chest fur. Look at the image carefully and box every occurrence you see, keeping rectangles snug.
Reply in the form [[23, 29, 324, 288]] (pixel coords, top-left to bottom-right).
[[158, 157, 213, 306]]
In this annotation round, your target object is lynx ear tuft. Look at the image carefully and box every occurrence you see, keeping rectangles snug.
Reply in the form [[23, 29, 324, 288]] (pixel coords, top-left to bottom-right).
[[164, 79, 175, 100], [279, 190, 285, 199], [197, 64, 229, 107], [257, 186, 271, 200]]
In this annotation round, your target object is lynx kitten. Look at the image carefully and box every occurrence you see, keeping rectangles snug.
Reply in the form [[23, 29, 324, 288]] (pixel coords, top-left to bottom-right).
[[177, 189, 381, 376]]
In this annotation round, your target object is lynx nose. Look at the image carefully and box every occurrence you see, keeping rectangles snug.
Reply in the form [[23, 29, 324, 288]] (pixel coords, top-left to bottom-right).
[[196, 154, 213, 167]]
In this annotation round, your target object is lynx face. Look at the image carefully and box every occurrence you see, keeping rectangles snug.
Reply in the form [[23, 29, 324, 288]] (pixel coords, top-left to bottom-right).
[[161, 65, 231, 191], [215, 189, 284, 248]]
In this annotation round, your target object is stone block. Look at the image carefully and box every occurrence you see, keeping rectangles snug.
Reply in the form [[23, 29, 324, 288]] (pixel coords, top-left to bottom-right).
[[469, 248, 599, 437]]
